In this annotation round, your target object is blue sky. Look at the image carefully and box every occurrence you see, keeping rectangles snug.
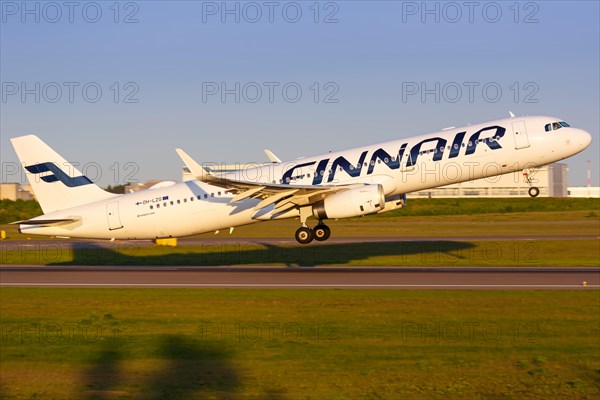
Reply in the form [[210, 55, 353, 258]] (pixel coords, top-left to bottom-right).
[[1, 0, 598, 187]]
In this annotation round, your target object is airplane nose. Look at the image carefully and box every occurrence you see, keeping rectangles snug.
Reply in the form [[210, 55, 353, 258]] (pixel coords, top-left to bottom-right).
[[576, 129, 592, 149]]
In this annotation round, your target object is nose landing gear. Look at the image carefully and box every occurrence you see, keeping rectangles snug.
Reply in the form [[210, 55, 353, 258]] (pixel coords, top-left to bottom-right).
[[528, 186, 540, 197], [523, 168, 540, 197]]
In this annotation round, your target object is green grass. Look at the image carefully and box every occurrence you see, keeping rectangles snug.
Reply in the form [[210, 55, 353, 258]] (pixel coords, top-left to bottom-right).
[[1, 239, 599, 267], [2, 198, 598, 266], [0, 199, 42, 224], [378, 197, 600, 217], [1, 289, 599, 399], [2, 198, 598, 223]]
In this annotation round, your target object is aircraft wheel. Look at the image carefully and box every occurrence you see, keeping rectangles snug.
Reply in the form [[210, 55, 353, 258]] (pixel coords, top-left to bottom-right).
[[313, 224, 331, 241], [295, 227, 314, 244], [528, 187, 540, 197]]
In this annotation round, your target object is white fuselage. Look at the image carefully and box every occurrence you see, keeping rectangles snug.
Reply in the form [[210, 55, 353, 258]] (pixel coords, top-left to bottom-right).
[[20, 115, 592, 239]]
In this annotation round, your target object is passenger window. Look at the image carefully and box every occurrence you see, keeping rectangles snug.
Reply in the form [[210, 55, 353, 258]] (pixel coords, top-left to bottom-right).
[[150, 205, 153, 210]]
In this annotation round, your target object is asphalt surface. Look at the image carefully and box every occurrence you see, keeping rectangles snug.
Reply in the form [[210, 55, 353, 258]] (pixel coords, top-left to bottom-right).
[[1, 266, 598, 289], [1, 234, 598, 248]]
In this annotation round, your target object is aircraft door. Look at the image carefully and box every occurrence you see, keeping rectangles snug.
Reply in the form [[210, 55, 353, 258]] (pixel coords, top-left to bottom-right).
[[512, 120, 530, 149], [106, 201, 123, 230]]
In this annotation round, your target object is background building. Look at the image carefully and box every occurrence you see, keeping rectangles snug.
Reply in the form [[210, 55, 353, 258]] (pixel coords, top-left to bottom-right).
[[408, 163, 569, 198], [0, 183, 35, 201], [124, 180, 171, 193], [567, 187, 600, 198]]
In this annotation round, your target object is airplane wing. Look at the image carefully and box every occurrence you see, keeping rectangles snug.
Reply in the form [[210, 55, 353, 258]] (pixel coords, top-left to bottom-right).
[[176, 148, 359, 213]]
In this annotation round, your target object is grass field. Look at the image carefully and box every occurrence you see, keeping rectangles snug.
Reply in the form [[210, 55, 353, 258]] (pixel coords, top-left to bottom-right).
[[1, 289, 598, 399], [1, 199, 598, 399], [2, 198, 599, 266], [2, 198, 599, 241]]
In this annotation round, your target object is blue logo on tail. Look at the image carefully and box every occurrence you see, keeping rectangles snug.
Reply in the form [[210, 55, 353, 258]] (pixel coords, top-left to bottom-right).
[[25, 162, 93, 187]]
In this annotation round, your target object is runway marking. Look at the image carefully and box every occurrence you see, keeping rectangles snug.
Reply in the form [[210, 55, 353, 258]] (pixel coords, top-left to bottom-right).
[[1, 283, 598, 288]]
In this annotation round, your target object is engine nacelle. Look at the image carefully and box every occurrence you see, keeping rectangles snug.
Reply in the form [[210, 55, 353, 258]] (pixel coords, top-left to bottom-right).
[[377, 194, 407, 214], [313, 184, 385, 220]]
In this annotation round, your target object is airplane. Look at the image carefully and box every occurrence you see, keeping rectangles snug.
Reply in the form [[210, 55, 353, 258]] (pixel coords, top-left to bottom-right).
[[10, 114, 592, 244]]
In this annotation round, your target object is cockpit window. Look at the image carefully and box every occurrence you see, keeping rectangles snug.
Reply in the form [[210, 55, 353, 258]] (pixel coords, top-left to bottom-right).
[[546, 121, 571, 132]]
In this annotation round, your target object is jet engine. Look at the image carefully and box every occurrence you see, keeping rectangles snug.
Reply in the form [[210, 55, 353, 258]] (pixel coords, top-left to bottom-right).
[[312, 184, 385, 220]]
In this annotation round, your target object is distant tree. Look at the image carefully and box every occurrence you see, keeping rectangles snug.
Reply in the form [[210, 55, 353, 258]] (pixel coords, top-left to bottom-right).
[[0, 199, 43, 224]]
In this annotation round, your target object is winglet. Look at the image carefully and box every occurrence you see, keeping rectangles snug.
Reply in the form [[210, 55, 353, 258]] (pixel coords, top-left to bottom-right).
[[175, 148, 213, 181], [264, 149, 282, 163]]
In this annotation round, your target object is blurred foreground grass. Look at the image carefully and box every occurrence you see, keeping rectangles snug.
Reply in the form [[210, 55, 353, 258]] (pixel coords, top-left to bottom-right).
[[1, 289, 598, 399]]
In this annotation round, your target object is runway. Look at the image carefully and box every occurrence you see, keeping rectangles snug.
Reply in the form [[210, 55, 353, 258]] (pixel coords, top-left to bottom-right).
[[1, 234, 598, 248], [1, 266, 599, 289]]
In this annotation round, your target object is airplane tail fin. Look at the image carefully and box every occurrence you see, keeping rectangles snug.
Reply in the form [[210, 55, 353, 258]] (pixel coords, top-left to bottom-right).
[[10, 135, 116, 214]]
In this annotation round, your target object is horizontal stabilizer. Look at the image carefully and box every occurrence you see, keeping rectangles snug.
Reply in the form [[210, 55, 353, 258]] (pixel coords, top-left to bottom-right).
[[11, 218, 80, 226]]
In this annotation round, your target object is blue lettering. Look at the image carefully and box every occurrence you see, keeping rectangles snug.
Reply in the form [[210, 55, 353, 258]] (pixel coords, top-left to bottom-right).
[[281, 161, 316, 184], [466, 126, 505, 155], [406, 137, 447, 167], [327, 151, 368, 182], [449, 131, 466, 159]]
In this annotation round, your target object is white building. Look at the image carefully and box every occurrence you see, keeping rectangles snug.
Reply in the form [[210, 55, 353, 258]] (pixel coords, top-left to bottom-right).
[[567, 187, 600, 198], [407, 163, 568, 198], [0, 183, 35, 201]]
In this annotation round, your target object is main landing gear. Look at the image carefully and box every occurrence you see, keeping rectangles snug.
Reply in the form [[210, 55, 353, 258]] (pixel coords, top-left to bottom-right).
[[294, 207, 331, 244], [294, 223, 331, 244]]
